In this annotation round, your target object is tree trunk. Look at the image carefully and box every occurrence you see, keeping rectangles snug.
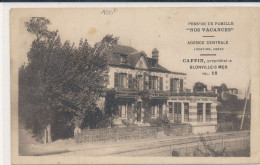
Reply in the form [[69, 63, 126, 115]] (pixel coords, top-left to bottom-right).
[[44, 124, 52, 144]]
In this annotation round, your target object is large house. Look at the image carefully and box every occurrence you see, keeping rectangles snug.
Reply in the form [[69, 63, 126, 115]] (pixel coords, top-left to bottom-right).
[[102, 45, 218, 134]]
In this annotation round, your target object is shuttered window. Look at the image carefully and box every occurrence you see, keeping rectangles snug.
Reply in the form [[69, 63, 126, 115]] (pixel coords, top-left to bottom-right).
[[170, 78, 179, 93], [114, 73, 119, 88], [159, 77, 163, 91], [170, 78, 173, 91], [137, 75, 143, 90], [149, 75, 152, 89], [119, 73, 127, 88], [180, 79, 183, 92], [152, 76, 158, 90], [128, 74, 133, 89], [143, 73, 148, 90]]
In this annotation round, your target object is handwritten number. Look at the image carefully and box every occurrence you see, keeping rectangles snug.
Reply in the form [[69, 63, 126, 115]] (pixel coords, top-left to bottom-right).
[[101, 8, 118, 15]]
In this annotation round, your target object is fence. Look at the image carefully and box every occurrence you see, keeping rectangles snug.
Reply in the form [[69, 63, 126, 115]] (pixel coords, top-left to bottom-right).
[[217, 122, 234, 132], [75, 126, 157, 143], [169, 131, 250, 156], [110, 131, 250, 157]]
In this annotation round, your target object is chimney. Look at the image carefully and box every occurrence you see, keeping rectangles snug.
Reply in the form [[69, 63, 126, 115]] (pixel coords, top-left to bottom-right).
[[152, 48, 159, 60]]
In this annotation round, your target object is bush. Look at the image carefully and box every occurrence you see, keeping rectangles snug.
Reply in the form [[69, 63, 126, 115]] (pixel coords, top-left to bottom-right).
[[149, 114, 169, 127]]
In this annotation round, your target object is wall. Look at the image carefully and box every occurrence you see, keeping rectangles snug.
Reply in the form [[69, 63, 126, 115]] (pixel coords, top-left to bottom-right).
[[108, 66, 186, 91], [166, 96, 218, 134]]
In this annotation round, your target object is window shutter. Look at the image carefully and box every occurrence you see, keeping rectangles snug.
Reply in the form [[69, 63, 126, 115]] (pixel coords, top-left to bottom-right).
[[160, 77, 163, 91], [145, 73, 149, 90], [180, 79, 183, 92], [149, 75, 152, 89], [126, 74, 128, 88], [114, 73, 119, 88], [128, 74, 132, 89], [170, 78, 173, 91], [135, 74, 138, 89], [143, 73, 147, 90]]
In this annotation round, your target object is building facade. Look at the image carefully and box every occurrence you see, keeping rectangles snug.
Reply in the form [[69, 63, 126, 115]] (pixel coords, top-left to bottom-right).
[[103, 45, 217, 134]]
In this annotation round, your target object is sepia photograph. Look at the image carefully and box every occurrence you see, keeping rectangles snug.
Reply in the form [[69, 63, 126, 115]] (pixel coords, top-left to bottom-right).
[[9, 7, 260, 164]]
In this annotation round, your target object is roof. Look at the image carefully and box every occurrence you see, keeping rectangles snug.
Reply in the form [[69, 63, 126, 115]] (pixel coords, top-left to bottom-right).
[[228, 88, 238, 90], [108, 45, 186, 75], [112, 45, 137, 54]]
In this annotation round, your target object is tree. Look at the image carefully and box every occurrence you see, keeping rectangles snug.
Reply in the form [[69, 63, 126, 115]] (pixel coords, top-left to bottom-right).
[[19, 17, 118, 142], [193, 82, 207, 92], [220, 83, 228, 91], [20, 17, 60, 142]]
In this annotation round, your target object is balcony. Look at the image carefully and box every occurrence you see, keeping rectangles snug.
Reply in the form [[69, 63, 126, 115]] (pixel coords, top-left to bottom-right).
[[168, 90, 218, 97], [112, 88, 217, 99]]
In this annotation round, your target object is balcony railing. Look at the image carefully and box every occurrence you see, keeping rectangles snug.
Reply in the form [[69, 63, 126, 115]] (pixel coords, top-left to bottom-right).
[[113, 88, 217, 99]]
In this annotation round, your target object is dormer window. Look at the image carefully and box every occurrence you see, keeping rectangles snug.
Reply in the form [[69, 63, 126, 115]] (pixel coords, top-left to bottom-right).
[[120, 54, 127, 64]]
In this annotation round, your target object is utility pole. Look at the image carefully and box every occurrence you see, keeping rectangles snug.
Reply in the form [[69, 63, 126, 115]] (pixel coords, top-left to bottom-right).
[[240, 79, 251, 130]]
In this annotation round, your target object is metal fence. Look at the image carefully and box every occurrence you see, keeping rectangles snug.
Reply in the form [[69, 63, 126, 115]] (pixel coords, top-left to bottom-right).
[[169, 131, 250, 156], [107, 131, 250, 157]]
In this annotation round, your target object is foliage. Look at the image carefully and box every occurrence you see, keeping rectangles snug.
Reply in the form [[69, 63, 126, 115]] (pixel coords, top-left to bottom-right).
[[104, 89, 118, 117], [220, 83, 228, 92], [194, 133, 226, 157], [217, 91, 251, 131], [82, 107, 111, 129], [122, 119, 133, 126], [141, 95, 151, 124], [149, 114, 169, 127], [19, 17, 118, 141], [172, 150, 180, 157], [193, 82, 207, 92]]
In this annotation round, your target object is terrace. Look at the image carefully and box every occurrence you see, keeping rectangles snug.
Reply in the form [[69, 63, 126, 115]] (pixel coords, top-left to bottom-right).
[[114, 88, 218, 99]]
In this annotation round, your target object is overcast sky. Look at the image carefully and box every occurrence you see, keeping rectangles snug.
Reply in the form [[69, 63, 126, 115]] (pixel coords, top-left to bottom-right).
[[16, 8, 255, 93]]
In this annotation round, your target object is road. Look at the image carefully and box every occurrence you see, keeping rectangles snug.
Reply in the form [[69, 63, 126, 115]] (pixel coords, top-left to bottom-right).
[[50, 130, 249, 157]]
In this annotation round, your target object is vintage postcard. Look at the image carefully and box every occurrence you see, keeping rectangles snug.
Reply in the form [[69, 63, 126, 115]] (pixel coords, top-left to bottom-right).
[[10, 7, 260, 164]]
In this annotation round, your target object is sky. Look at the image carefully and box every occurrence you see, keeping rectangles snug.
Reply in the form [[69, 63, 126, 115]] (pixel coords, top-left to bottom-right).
[[15, 8, 256, 93]]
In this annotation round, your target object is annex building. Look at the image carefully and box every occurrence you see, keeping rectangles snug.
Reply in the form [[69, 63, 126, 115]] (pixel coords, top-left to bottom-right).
[[103, 45, 217, 134]]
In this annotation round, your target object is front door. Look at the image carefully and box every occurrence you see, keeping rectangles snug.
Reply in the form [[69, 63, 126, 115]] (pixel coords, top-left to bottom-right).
[[137, 102, 142, 122], [174, 102, 182, 123]]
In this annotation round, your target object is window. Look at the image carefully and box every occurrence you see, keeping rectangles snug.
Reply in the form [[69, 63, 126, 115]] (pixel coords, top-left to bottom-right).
[[206, 103, 211, 122], [184, 103, 189, 122], [180, 79, 183, 92], [159, 77, 163, 91], [152, 76, 158, 90], [119, 73, 127, 88], [170, 78, 179, 93], [174, 102, 181, 123], [137, 75, 143, 90], [114, 73, 127, 88], [197, 103, 203, 122], [120, 55, 126, 64], [169, 102, 173, 113], [159, 104, 163, 117], [118, 105, 126, 118], [143, 73, 148, 90], [151, 105, 158, 117], [114, 73, 119, 88], [128, 74, 133, 89]]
